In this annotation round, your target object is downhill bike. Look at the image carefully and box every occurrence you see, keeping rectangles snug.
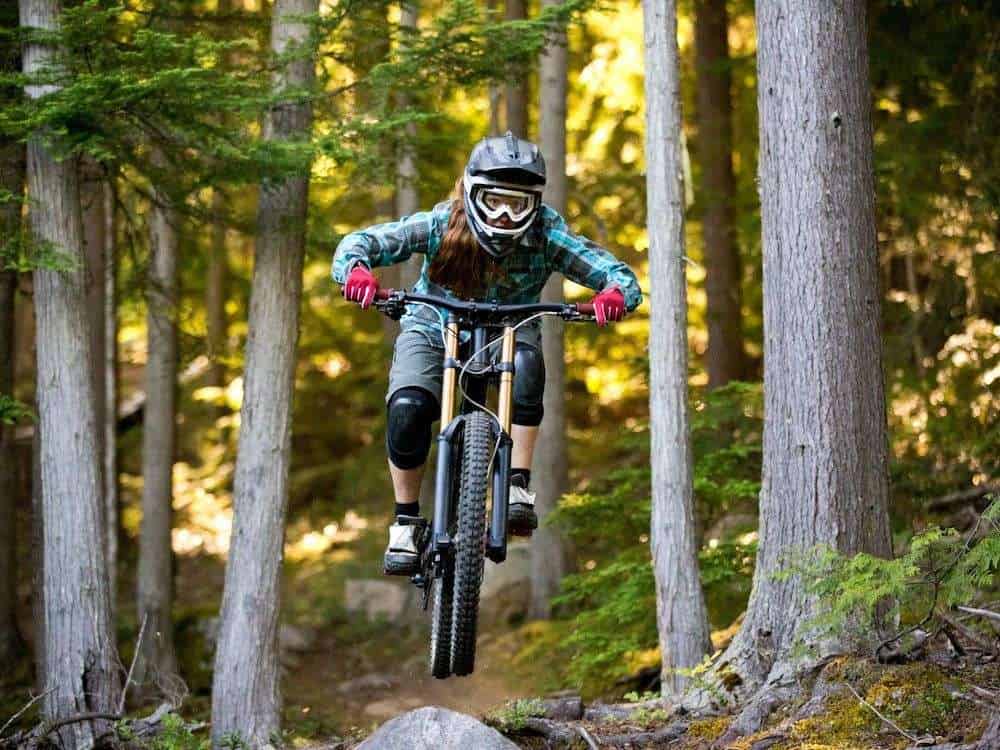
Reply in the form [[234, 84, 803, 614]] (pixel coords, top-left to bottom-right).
[[374, 288, 595, 678]]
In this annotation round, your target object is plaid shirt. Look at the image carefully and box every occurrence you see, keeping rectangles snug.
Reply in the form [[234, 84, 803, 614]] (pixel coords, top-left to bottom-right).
[[331, 202, 642, 337]]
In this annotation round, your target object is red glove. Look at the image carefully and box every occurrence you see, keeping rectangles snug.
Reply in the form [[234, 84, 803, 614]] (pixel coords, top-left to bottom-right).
[[343, 264, 378, 309], [591, 286, 625, 327]]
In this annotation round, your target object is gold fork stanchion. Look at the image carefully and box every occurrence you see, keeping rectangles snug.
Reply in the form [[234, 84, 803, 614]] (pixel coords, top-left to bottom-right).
[[496, 326, 515, 434], [440, 318, 460, 426]]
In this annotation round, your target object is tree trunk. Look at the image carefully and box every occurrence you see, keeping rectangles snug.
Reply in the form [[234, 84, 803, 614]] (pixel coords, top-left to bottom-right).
[[0, 122, 26, 672], [504, 0, 528, 137], [207, 0, 232, 392], [642, 0, 712, 697], [694, 0, 745, 388], [103, 181, 118, 616], [207, 186, 229, 390], [135, 150, 181, 695], [716, 0, 892, 702], [529, 0, 570, 620], [31, 420, 44, 693], [211, 0, 316, 743], [21, 0, 121, 741], [396, 0, 423, 291]]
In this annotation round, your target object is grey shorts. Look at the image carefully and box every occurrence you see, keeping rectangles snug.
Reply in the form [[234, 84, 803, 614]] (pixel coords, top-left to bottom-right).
[[387, 323, 542, 405]]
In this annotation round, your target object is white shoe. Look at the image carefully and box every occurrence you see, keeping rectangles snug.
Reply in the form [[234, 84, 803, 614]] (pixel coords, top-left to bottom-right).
[[384, 515, 426, 575], [508, 485, 538, 536]]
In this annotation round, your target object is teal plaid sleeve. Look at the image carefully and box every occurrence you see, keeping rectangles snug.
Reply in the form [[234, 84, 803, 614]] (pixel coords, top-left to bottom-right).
[[331, 209, 444, 284], [541, 207, 643, 311]]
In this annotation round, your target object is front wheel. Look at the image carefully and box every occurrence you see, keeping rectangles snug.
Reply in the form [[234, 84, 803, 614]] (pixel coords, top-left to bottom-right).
[[450, 411, 493, 676]]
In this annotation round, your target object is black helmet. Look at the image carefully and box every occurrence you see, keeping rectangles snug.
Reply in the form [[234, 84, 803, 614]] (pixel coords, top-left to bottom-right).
[[463, 132, 546, 259]]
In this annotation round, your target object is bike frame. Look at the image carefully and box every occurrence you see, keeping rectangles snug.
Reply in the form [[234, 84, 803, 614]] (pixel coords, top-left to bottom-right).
[[374, 290, 593, 569]]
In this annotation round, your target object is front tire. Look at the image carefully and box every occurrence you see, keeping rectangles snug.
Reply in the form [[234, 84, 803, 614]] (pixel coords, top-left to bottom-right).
[[450, 411, 493, 676], [429, 558, 454, 679]]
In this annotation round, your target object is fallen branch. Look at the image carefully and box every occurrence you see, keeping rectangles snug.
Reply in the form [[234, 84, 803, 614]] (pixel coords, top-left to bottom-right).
[[597, 720, 689, 747], [940, 611, 997, 657], [927, 484, 999, 512], [577, 726, 600, 750], [522, 717, 577, 745], [957, 605, 1000, 624]]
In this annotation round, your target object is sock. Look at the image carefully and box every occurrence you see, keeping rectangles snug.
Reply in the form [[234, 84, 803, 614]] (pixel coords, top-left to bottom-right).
[[510, 468, 531, 490], [395, 501, 420, 518]]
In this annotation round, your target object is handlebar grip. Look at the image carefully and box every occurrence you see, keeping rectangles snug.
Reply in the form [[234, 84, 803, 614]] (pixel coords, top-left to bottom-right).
[[575, 302, 595, 315], [375, 288, 392, 301]]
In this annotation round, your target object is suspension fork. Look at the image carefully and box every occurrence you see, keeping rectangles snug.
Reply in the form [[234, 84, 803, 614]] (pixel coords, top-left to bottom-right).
[[432, 317, 461, 554], [487, 326, 515, 563]]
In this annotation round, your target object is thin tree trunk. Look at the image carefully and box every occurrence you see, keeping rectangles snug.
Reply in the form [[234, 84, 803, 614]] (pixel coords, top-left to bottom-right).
[[31, 419, 44, 693], [529, 0, 570, 620], [642, 0, 712, 697], [135, 149, 181, 695], [207, 0, 233, 392], [396, 0, 422, 291], [694, 0, 745, 387], [207, 186, 228, 390], [0, 125, 26, 671], [504, 0, 528, 137], [716, 0, 892, 704], [212, 0, 316, 743], [21, 0, 121, 741], [103, 181, 118, 615], [487, 0, 502, 136]]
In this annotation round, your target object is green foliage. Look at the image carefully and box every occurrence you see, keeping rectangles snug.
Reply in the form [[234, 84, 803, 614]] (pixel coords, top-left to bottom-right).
[[794, 499, 1000, 649], [0, 394, 34, 425], [484, 699, 546, 733], [537, 383, 762, 693]]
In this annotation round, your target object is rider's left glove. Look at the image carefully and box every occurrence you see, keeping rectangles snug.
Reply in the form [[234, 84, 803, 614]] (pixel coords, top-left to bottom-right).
[[591, 286, 625, 327], [343, 263, 379, 309]]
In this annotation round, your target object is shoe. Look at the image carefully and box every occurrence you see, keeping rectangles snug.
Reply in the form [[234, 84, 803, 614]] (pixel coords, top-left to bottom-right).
[[508, 485, 538, 537], [384, 515, 427, 576]]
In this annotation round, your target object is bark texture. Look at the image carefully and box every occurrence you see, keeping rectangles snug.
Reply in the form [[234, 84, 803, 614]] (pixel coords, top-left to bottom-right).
[[717, 0, 892, 701], [211, 1, 316, 743], [694, 0, 745, 387], [21, 0, 121, 741], [207, 186, 228, 390], [395, 0, 422, 291], [135, 152, 181, 695], [504, 0, 528, 137], [0, 119, 26, 670], [529, 0, 569, 620], [642, 0, 712, 697], [103, 181, 118, 613]]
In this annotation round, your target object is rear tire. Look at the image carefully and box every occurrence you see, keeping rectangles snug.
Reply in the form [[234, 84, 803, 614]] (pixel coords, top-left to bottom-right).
[[450, 411, 493, 676]]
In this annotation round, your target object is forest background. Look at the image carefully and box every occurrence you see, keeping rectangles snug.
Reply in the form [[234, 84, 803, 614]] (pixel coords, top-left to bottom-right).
[[0, 0, 997, 746]]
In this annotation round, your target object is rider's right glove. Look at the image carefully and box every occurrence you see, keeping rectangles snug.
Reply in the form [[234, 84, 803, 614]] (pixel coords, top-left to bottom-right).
[[591, 286, 626, 327], [343, 263, 379, 309]]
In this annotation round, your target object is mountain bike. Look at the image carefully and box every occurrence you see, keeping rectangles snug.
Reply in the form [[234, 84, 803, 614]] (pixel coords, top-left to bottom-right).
[[374, 289, 595, 678]]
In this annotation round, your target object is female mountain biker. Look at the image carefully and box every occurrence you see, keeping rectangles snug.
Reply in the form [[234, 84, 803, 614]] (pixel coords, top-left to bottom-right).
[[332, 132, 642, 575]]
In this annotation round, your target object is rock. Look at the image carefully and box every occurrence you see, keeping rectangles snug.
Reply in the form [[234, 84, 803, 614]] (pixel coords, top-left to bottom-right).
[[344, 579, 420, 623], [704, 513, 757, 543], [479, 543, 531, 621], [279, 624, 316, 652], [540, 696, 584, 721], [337, 672, 397, 694], [355, 706, 520, 749]]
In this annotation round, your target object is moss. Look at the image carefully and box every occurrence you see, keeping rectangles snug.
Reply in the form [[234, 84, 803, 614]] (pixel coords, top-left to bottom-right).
[[686, 716, 730, 741]]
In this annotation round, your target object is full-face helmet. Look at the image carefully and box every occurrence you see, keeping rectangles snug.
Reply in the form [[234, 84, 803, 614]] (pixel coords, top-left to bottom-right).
[[462, 132, 546, 259]]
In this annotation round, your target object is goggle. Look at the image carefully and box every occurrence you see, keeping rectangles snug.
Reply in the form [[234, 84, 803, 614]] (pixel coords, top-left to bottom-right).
[[473, 186, 539, 225]]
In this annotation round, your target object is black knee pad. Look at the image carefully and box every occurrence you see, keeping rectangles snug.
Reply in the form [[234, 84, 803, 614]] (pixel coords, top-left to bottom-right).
[[512, 343, 545, 426], [386, 387, 438, 469]]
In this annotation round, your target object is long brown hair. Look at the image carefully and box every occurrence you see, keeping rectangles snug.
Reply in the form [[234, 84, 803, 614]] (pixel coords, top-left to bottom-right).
[[427, 178, 504, 299]]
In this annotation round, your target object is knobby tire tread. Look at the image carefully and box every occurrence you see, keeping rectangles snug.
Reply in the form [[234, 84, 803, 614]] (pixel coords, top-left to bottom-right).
[[430, 559, 454, 678], [450, 411, 492, 676]]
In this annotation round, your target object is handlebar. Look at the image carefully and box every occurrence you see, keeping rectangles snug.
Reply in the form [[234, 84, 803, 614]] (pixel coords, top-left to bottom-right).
[[374, 288, 595, 321]]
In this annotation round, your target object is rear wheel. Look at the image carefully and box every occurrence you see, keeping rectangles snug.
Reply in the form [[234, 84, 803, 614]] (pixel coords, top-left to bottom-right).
[[450, 411, 493, 676]]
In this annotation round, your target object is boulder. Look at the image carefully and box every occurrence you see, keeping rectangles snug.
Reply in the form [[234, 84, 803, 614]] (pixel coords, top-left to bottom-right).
[[355, 707, 519, 750], [344, 579, 421, 623]]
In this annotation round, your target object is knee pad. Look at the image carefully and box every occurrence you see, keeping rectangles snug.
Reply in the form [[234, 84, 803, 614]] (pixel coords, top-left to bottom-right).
[[512, 344, 545, 426], [386, 387, 438, 469]]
